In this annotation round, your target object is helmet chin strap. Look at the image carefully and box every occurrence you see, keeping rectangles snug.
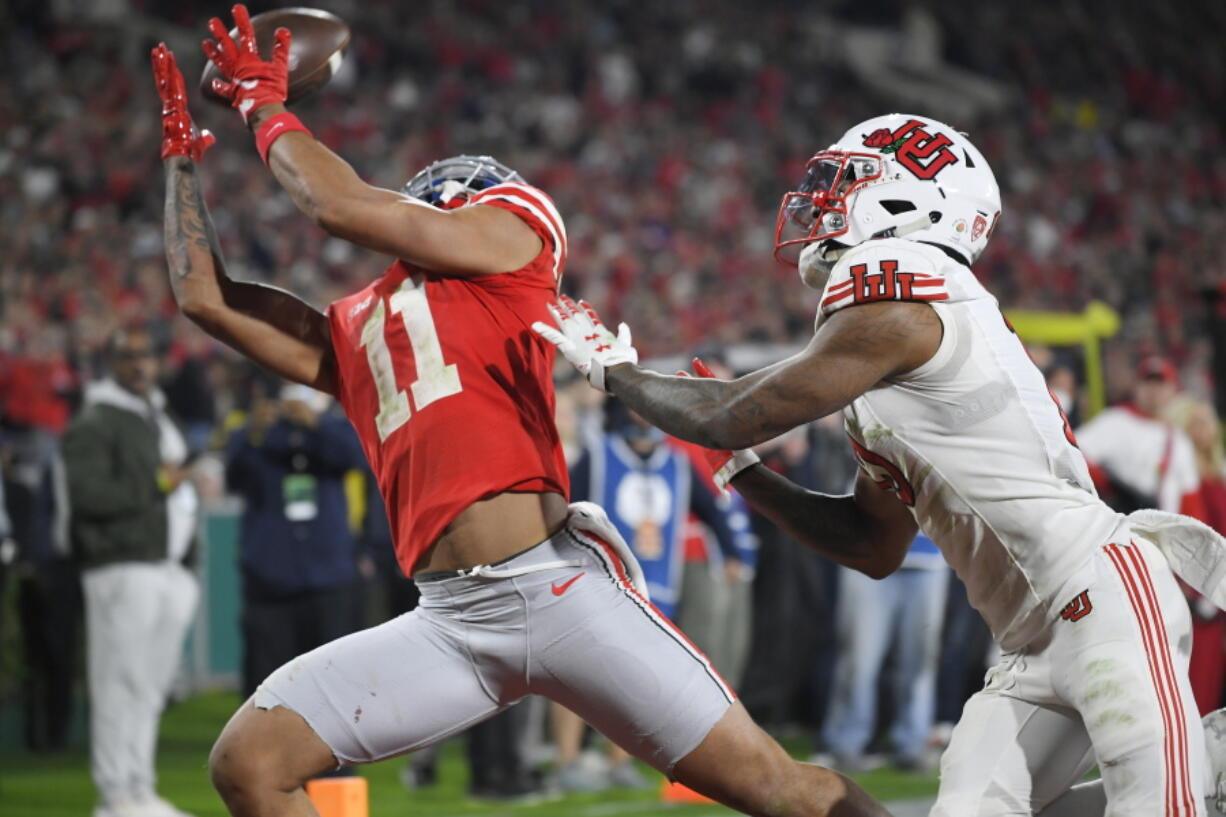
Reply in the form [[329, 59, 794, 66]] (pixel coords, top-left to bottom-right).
[[797, 212, 939, 291], [872, 211, 940, 240]]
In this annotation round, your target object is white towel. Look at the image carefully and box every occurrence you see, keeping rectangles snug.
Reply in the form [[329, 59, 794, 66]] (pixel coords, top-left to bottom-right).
[[567, 501, 651, 600], [1128, 508, 1226, 610]]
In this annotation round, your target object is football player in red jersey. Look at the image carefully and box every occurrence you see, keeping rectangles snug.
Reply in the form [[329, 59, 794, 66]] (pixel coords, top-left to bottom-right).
[[151, 8, 891, 817]]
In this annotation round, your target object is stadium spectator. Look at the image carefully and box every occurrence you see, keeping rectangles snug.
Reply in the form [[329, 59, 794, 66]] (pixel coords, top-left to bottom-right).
[[5, 421, 75, 753], [932, 573, 995, 751], [569, 399, 740, 621], [739, 416, 851, 732], [550, 398, 736, 792], [5, 2, 1225, 384], [1077, 355, 1205, 516], [222, 384, 366, 697], [1167, 397, 1226, 714], [672, 470, 758, 690], [818, 534, 949, 773], [62, 325, 200, 817]]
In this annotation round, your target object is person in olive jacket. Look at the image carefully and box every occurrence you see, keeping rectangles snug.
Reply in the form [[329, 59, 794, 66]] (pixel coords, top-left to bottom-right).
[[62, 325, 199, 817]]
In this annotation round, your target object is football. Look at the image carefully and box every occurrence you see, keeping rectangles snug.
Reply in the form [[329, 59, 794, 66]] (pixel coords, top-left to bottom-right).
[[200, 7, 350, 106]]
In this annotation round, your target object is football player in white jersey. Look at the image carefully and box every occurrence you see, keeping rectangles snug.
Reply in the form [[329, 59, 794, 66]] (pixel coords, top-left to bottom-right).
[[536, 114, 1226, 816]]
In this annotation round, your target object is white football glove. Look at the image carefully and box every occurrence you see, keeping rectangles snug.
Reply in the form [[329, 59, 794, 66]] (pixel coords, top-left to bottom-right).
[[532, 295, 638, 392]]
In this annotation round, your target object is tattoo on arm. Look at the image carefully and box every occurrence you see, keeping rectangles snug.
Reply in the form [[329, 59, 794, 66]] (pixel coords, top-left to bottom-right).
[[164, 157, 225, 290], [603, 366, 771, 450]]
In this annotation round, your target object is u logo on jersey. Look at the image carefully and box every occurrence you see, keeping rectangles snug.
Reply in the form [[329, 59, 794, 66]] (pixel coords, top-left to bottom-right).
[[848, 436, 916, 506], [862, 118, 960, 181], [1060, 589, 1093, 622], [850, 260, 920, 303]]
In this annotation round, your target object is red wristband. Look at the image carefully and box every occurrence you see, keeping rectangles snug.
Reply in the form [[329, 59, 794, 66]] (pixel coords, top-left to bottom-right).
[[255, 112, 312, 165]]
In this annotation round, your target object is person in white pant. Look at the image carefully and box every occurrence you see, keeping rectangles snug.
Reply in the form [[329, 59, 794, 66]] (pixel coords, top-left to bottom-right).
[[820, 533, 948, 771], [63, 326, 200, 817]]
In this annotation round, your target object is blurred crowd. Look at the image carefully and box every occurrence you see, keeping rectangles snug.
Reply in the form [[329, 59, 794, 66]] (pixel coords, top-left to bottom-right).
[[4, 0, 1226, 403], [4, 0, 1226, 796]]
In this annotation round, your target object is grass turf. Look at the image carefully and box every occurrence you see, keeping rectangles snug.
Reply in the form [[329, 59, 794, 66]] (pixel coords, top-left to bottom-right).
[[0, 692, 938, 816]]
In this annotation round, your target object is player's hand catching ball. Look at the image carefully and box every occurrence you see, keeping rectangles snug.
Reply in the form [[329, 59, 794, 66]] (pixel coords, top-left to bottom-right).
[[678, 359, 760, 494], [202, 3, 290, 125], [533, 296, 638, 392], [151, 44, 215, 162]]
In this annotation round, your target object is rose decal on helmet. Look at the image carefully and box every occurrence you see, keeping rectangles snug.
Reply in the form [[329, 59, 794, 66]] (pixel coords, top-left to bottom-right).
[[862, 129, 894, 148]]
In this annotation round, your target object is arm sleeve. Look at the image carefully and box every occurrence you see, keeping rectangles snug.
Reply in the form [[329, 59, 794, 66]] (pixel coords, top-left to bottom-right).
[[61, 419, 156, 520], [689, 463, 740, 561]]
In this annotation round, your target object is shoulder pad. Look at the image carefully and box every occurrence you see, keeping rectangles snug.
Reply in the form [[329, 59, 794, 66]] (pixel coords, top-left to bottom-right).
[[819, 240, 949, 320]]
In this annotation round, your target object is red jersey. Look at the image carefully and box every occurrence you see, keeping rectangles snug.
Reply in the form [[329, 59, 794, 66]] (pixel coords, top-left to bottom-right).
[[326, 182, 570, 575]]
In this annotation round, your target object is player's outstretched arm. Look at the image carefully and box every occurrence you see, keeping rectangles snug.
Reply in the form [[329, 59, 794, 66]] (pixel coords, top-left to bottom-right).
[[607, 300, 941, 449], [200, 6, 540, 276], [730, 466, 918, 579], [154, 44, 337, 394], [255, 108, 540, 276], [536, 296, 943, 450], [680, 364, 916, 579]]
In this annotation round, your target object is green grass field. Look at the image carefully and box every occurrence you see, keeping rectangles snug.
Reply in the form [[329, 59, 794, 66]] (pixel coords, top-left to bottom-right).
[[0, 692, 939, 816]]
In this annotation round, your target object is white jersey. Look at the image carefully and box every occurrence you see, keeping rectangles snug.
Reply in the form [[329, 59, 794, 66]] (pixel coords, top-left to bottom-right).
[[819, 239, 1123, 651]]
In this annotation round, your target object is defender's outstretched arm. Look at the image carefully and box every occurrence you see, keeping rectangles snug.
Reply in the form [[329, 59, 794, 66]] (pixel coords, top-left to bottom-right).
[[731, 466, 918, 579], [602, 300, 943, 450]]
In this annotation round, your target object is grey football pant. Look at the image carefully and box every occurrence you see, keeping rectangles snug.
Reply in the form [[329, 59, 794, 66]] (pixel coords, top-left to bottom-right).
[[255, 524, 735, 774]]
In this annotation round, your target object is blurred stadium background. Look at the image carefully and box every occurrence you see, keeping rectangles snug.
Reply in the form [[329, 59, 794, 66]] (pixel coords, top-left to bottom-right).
[[2, 0, 1225, 815]]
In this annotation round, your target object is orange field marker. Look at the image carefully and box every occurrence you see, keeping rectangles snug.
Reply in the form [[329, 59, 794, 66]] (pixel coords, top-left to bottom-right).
[[660, 779, 716, 804], [306, 776, 369, 817]]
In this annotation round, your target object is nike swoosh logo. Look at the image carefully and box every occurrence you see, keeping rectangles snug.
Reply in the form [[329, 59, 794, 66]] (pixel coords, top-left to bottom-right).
[[551, 573, 585, 596]]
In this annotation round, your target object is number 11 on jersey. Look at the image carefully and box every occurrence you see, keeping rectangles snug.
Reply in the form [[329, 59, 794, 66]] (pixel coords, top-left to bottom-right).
[[360, 277, 462, 441]]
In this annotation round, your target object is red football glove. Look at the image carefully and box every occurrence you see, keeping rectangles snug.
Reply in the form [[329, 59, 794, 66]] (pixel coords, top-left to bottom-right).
[[151, 43, 215, 162], [679, 358, 760, 494], [201, 4, 290, 125]]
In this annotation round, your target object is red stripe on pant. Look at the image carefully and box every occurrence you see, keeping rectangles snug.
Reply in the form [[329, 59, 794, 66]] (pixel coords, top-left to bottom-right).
[[1103, 543, 1194, 816], [576, 529, 736, 703], [1120, 543, 1196, 817]]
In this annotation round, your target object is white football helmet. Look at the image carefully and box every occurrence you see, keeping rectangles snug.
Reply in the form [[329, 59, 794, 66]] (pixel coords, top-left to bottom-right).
[[775, 114, 1001, 279]]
